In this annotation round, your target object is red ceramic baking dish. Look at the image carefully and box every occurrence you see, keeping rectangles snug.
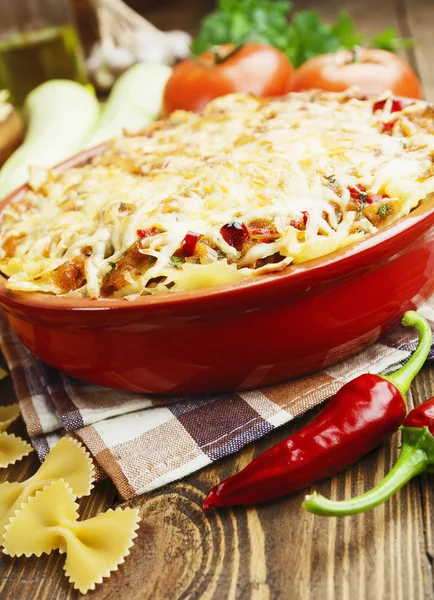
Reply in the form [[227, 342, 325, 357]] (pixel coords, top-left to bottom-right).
[[0, 145, 434, 395]]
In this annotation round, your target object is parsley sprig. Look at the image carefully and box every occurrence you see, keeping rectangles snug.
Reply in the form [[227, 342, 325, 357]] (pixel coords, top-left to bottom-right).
[[191, 0, 412, 67]]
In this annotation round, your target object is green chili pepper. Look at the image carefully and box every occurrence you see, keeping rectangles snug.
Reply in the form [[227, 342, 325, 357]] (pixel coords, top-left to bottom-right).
[[303, 395, 434, 517]]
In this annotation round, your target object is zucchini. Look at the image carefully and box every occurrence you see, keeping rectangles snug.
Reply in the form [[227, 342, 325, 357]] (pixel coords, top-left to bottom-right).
[[85, 62, 172, 147], [0, 80, 100, 198]]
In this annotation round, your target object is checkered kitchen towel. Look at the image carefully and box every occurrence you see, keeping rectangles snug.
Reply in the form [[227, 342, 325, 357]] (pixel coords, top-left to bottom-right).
[[1, 301, 434, 500]]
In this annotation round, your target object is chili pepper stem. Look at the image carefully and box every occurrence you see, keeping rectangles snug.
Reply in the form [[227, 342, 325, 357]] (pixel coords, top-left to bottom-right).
[[302, 442, 428, 517], [382, 311, 432, 397]]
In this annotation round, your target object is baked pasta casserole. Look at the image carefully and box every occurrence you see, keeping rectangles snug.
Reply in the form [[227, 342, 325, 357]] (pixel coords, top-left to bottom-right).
[[1, 90, 434, 299]]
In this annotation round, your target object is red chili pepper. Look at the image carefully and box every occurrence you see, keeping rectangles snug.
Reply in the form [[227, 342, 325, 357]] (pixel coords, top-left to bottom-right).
[[303, 396, 434, 516], [220, 222, 249, 250], [203, 311, 432, 510], [403, 398, 434, 430], [181, 231, 202, 256]]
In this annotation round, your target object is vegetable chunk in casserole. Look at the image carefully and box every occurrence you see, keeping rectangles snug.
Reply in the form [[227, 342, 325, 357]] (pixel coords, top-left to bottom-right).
[[1, 90, 434, 299]]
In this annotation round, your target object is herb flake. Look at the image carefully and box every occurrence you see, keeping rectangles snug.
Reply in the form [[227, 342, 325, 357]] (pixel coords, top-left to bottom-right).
[[171, 256, 185, 268], [378, 203, 391, 219]]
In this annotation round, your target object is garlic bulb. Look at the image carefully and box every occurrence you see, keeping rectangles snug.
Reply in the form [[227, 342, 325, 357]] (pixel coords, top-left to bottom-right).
[[0, 90, 13, 123], [87, 0, 192, 90]]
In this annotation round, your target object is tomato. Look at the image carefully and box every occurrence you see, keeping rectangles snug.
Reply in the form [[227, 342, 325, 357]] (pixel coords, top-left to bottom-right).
[[163, 43, 294, 115], [290, 49, 422, 99]]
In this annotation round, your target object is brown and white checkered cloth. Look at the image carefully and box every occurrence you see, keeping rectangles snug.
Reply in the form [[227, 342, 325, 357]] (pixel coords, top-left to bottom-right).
[[1, 301, 434, 500]]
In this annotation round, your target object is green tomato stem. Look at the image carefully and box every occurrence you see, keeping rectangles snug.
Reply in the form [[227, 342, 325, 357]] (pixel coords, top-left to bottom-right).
[[211, 43, 244, 65], [383, 310, 432, 397]]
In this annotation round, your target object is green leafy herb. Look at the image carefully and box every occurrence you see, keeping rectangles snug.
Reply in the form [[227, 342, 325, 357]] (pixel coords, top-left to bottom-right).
[[191, 0, 294, 56], [285, 10, 364, 68], [104, 262, 116, 281], [370, 28, 413, 52], [171, 256, 185, 268], [192, 0, 412, 68], [378, 203, 391, 219]]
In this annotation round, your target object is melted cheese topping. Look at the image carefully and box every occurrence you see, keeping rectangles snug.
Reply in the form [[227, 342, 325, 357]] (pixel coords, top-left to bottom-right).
[[1, 89, 434, 299]]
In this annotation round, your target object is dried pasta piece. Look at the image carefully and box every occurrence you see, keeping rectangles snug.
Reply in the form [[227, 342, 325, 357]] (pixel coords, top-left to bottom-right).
[[3, 480, 140, 594], [0, 404, 20, 432], [0, 432, 32, 468], [0, 404, 33, 468], [0, 437, 94, 534]]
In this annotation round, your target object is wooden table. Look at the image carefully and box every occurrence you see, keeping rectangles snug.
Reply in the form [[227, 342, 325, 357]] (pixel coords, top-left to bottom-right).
[[2, 1, 434, 598]]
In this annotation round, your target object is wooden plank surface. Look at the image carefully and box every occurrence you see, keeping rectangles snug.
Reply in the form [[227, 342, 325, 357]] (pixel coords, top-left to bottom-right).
[[1, 1, 434, 599]]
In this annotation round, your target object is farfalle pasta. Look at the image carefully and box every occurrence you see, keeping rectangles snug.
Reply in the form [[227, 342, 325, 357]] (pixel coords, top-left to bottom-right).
[[3, 480, 140, 594], [0, 436, 93, 534], [3, 91, 434, 298], [0, 433, 32, 469], [0, 430, 141, 594], [0, 404, 20, 430], [0, 404, 33, 468]]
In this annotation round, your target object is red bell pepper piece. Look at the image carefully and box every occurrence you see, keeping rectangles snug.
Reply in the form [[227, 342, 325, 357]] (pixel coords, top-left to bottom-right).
[[381, 121, 395, 133], [303, 396, 434, 516], [373, 99, 411, 134], [203, 311, 432, 510], [137, 227, 159, 239], [373, 99, 407, 113], [220, 222, 249, 250], [347, 185, 388, 205], [181, 231, 202, 256], [374, 99, 413, 133], [348, 184, 367, 201]]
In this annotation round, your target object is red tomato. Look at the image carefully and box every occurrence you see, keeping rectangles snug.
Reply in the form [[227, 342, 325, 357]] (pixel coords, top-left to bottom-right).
[[163, 43, 294, 115], [290, 49, 422, 99]]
